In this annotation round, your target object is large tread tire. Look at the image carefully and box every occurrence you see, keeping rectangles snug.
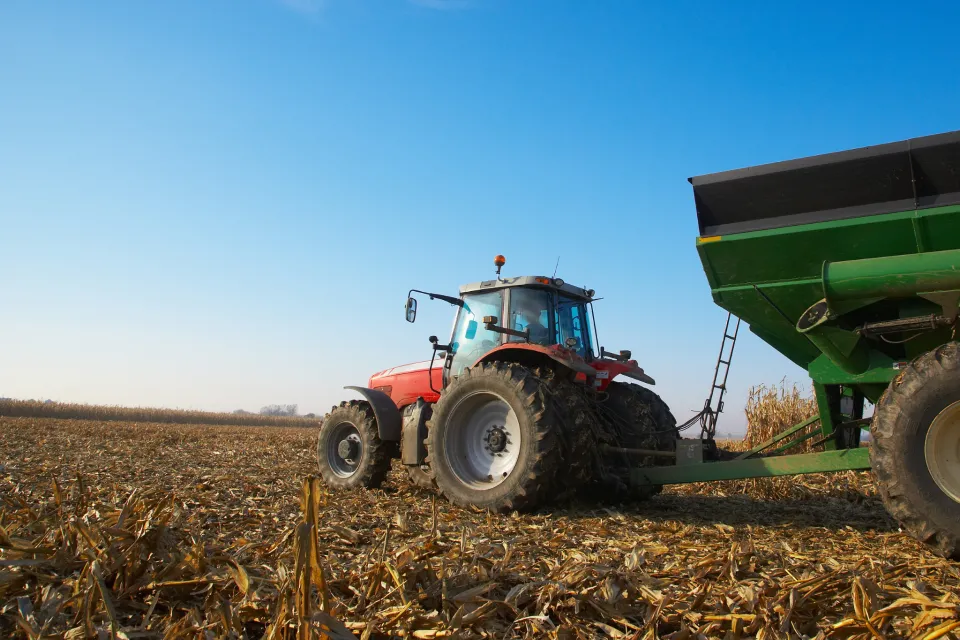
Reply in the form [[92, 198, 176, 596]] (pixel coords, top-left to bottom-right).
[[426, 362, 560, 512], [871, 342, 960, 560], [603, 381, 679, 449], [539, 375, 618, 499], [599, 381, 680, 500], [401, 404, 439, 492], [317, 400, 391, 490]]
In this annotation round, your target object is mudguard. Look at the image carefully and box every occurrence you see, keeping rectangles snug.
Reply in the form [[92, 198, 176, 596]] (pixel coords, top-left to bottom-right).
[[344, 386, 402, 441], [475, 343, 598, 376], [401, 399, 431, 465]]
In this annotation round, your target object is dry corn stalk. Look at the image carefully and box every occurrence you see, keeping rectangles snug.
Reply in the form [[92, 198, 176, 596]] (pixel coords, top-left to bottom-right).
[[744, 380, 818, 455]]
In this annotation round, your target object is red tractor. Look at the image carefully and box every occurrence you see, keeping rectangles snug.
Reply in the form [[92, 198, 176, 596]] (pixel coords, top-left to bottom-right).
[[318, 257, 679, 511]]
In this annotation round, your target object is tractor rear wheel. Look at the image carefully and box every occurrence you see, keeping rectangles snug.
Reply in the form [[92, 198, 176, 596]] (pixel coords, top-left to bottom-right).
[[317, 400, 391, 490], [600, 381, 679, 499], [426, 362, 560, 512], [871, 342, 960, 560]]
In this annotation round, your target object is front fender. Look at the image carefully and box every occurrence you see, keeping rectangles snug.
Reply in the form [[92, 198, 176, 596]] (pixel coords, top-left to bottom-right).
[[344, 386, 402, 441]]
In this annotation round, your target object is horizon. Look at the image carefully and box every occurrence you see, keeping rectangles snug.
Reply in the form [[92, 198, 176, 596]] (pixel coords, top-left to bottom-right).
[[3, 1, 959, 434]]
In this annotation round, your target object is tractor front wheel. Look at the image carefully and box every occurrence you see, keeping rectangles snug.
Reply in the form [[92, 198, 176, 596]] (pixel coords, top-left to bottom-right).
[[426, 362, 560, 512], [317, 400, 391, 490], [871, 342, 960, 559]]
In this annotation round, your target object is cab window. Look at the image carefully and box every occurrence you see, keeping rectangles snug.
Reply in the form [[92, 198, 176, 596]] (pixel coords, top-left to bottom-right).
[[448, 291, 503, 377], [508, 288, 555, 346], [556, 295, 592, 358]]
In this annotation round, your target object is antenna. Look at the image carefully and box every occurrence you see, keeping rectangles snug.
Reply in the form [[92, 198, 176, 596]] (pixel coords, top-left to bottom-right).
[[552, 256, 560, 279]]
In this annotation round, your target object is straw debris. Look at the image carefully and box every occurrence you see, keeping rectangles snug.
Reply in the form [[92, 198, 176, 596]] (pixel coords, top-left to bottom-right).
[[1, 416, 957, 639]]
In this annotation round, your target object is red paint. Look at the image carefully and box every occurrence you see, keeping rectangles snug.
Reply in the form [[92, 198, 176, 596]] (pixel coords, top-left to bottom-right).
[[366, 346, 652, 410], [589, 358, 644, 391], [368, 360, 442, 410], [475, 342, 591, 372]]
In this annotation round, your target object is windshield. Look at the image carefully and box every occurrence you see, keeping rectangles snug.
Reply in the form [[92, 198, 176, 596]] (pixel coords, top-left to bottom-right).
[[556, 294, 593, 359], [506, 288, 593, 359], [508, 288, 554, 346]]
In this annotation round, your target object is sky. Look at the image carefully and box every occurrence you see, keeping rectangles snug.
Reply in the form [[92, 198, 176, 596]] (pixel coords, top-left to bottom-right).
[[2, 1, 959, 432]]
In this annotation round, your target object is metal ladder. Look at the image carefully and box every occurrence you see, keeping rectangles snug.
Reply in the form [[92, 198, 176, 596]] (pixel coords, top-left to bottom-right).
[[699, 312, 740, 439]]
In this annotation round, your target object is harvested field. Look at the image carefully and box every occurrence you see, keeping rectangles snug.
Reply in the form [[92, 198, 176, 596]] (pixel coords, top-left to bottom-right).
[[0, 399, 320, 429], [2, 417, 959, 639]]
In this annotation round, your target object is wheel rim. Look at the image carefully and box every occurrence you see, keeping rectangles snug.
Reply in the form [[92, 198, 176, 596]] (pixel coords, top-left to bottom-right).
[[925, 399, 960, 504], [326, 422, 363, 478], [444, 390, 521, 489]]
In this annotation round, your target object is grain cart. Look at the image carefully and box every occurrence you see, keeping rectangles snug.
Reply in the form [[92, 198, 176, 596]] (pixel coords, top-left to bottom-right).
[[687, 130, 960, 559]]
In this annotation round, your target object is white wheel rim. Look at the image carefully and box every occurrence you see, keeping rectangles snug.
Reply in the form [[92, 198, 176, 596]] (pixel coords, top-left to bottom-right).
[[444, 390, 521, 489], [925, 399, 960, 504], [326, 422, 363, 478]]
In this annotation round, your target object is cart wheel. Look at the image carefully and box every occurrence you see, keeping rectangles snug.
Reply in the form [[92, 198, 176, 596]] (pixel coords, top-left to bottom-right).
[[871, 342, 960, 559]]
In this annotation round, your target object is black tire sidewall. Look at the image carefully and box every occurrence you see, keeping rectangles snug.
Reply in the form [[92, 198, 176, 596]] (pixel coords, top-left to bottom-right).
[[430, 369, 547, 510], [884, 372, 960, 530], [317, 407, 383, 489]]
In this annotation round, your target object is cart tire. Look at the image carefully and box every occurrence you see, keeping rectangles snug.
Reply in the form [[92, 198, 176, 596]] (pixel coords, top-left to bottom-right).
[[871, 342, 960, 559]]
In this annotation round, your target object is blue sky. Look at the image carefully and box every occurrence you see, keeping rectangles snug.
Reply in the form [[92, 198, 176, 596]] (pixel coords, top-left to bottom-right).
[[2, 1, 958, 431]]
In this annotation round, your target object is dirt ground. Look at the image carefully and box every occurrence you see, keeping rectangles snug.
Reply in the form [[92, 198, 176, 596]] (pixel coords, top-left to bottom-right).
[[1, 417, 958, 639]]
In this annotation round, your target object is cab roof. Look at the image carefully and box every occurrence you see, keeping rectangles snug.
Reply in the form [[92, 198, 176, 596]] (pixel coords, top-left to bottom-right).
[[459, 276, 594, 301]]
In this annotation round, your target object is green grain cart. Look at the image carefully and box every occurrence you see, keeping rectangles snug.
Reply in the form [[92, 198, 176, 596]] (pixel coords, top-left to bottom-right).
[[638, 130, 960, 559]]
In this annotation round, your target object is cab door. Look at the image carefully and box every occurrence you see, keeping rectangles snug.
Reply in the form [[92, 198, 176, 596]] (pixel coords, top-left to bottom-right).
[[445, 290, 504, 386]]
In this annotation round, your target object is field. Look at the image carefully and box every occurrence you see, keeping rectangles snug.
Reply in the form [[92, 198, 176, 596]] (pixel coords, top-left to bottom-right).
[[2, 417, 959, 639], [0, 399, 321, 429]]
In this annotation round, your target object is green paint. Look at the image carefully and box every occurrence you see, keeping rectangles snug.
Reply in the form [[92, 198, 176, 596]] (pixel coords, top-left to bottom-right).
[[813, 383, 840, 451], [633, 447, 871, 486], [824, 247, 960, 301], [734, 415, 819, 460], [769, 426, 822, 455], [696, 203, 960, 394]]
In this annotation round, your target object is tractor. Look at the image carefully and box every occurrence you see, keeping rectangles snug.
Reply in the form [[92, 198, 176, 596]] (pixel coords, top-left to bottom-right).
[[317, 256, 680, 511]]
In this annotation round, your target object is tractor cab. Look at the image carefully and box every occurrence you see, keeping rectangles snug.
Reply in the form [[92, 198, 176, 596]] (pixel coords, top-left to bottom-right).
[[403, 256, 651, 392], [443, 275, 598, 379]]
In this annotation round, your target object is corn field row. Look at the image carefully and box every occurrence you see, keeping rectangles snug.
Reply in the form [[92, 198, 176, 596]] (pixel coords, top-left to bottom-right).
[[0, 399, 320, 429]]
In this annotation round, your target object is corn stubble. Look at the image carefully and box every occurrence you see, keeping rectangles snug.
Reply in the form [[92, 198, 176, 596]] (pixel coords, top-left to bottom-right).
[[1, 407, 958, 639]]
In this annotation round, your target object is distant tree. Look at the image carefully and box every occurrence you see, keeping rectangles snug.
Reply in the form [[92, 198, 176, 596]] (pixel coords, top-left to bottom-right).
[[233, 409, 252, 415], [304, 413, 316, 419], [259, 404, 298, 417]]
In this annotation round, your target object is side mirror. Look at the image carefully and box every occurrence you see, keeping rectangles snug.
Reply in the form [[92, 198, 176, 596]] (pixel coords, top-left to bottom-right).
[[465, 320, 478, 340], [405, 297, 417, 323]]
